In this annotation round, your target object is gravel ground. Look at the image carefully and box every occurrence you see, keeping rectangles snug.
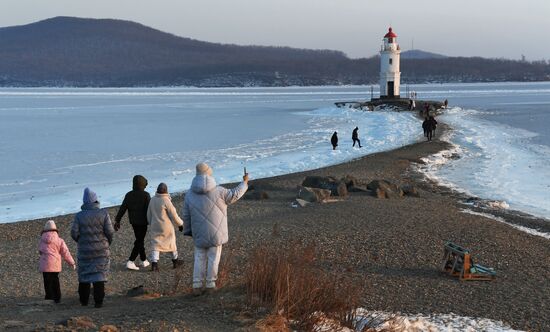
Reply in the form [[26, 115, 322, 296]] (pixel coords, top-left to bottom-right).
[[0, 125, 548, 331]]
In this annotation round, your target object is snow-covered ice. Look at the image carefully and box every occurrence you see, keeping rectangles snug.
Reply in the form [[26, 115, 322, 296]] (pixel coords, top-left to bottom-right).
[[316, 309, 524, 332], [0, 86, 421, 223]]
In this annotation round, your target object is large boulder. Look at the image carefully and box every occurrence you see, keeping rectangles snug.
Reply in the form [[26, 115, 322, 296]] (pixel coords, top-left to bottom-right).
[[244, 190, 270, 200], [400, 184, 419, 197], [243, 183, 270, 200], [302, 175, 348, 197], [367, 180, 404, 199], [297, 186, 331, 203]]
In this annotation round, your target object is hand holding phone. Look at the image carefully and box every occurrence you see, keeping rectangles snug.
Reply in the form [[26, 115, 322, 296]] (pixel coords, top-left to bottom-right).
[[243, 167, 249, 183]]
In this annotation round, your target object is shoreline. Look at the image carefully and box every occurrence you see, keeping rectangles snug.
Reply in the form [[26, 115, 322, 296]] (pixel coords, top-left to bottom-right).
[[1, 123, 549, 331], [4, 121, 549, 235]]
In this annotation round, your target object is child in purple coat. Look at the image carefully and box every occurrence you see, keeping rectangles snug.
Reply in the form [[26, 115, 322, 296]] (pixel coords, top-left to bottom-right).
[[39, 220, 75, 303]]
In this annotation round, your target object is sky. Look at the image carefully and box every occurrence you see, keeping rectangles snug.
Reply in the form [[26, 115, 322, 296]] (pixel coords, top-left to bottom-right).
[[0, 0, 548, 60]]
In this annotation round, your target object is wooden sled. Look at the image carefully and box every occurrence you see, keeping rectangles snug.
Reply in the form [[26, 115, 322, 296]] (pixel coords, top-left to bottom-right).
[[441, 242, 496, 281]]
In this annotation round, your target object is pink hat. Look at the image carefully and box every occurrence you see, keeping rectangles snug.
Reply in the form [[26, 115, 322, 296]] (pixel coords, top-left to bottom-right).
[[43, 220, 57, 231]]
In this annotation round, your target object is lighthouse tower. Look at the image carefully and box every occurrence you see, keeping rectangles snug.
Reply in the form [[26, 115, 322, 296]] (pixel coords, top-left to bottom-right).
[[379, 27, 401, 98]]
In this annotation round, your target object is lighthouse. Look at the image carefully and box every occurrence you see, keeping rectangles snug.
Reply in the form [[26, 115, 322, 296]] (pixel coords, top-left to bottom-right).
[[379, 27, 401, 98]]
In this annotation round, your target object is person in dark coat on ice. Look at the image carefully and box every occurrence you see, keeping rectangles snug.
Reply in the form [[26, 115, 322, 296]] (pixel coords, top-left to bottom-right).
[[352, 127, 362, 148], [71, 188, 114, 308], [115, 175, 151, 271], [422, 117, 429, 138], [330, 131, 338, 150], [426, 116, 438, 141], [429, 116, 438, 134]]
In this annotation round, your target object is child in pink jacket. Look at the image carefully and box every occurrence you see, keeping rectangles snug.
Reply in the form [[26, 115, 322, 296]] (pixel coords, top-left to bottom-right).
[[39, 220, 75, 303]]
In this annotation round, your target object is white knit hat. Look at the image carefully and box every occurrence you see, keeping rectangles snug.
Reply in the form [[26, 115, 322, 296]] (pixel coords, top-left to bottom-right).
[[196, 162, 213, 175], [44, 220, 57, 231]]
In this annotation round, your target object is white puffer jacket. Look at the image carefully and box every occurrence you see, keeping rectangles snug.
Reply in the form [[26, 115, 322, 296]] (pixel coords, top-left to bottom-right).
[[183, 175, 248, 248]]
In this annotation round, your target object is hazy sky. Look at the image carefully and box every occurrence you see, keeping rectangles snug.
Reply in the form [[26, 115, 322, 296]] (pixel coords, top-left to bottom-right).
[[1, 0, 548, 60]]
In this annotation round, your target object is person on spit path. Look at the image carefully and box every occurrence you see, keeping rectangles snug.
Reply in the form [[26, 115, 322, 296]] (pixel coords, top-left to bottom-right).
[[422, 117, 429, 138], [114, 175, 151, 271], [147, 182, 184, 271], [183, 163, 248, 296], [71, 187, 114, 308], [39, 219, 75, 304], [331, 131, 338, 150], [352, 127, 362, 148]]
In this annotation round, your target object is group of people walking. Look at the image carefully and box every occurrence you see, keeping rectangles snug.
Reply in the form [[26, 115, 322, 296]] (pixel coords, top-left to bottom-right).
[[38, 162, 249, 307], [330, 126, 362, 150]]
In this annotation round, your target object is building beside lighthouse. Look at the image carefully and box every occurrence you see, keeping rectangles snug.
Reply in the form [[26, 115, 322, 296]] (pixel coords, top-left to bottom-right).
[[379, 27, 401, 98]]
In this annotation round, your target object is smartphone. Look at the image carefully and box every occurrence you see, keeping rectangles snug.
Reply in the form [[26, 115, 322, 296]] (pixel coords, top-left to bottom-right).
[[244, 167, 247, 175]]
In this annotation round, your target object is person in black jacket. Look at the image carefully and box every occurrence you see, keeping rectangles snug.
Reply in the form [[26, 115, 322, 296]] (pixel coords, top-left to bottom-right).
[[352, 127, 362, 148], [115, 175, 151, 271], [422, 117, 429, 138], [330, 131, 338, 150]]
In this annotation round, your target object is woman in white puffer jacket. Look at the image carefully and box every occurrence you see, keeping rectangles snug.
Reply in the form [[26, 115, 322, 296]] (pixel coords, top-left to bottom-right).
[[183, 163, 248, 295]]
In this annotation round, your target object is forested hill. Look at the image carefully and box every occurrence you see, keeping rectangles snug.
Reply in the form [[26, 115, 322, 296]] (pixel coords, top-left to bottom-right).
[[0, 17, 549, 87]]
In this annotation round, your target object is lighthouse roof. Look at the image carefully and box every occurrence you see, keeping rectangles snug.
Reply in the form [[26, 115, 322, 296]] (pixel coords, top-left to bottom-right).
[[384, 27, 397, 38]]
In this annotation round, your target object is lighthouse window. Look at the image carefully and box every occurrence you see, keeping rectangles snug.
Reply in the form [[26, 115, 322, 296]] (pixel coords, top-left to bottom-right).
[[389, 59, 393, 65]]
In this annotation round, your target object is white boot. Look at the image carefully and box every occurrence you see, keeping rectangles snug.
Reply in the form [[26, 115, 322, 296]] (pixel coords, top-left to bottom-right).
[[141, 260, 150, 268], [126, 261, 139, 271]]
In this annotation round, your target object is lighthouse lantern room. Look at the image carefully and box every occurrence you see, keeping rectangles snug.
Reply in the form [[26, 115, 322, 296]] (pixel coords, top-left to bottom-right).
[[379, 27, 401, 98]]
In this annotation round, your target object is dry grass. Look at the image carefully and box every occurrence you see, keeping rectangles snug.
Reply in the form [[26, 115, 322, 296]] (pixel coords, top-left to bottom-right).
[[245, 242, 362, 331]]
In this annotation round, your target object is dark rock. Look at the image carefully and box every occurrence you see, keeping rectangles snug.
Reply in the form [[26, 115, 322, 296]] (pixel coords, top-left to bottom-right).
[[58, 316, 96, 329], [367, 180, 404, 199], [341, 175, 359, 189], [337, 182, 348, 197], [302, 175, 338, 189], [297, 186, 331, 203], [244, 190, 270, 200], [126, 285, 146, 297], [302, 175, 349, 196], [401, 184, 419, 197]]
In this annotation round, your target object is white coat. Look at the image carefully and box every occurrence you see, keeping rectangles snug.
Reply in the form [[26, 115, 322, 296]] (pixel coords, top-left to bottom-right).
[[147, 193, 183, 252]]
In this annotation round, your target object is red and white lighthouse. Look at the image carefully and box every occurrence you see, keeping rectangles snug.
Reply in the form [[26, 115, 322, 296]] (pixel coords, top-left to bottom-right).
[[379, 27, 401, 98]]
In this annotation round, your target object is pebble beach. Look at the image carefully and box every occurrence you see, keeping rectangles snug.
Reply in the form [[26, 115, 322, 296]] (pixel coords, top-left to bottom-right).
[[0, 124, 548, 331]]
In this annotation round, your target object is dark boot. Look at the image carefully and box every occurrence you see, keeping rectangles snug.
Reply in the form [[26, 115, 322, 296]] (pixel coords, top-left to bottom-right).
[[78, 283, 90, 306], [172, 259, 183, 269], [151, 262, 159, 272]]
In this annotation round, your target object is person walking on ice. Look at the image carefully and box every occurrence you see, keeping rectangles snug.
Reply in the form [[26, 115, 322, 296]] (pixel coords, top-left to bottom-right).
[[352, 127, 362, 148], [71, 188, 114, 308], [147, 182, 184, 271], [183, 163, 249, 295], [39, 219, 75, 304], [114, 175, 151, 271], [330, 131, 338, 150]]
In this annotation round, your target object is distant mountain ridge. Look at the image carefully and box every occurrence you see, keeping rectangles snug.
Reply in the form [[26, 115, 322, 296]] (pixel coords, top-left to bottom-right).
[[401, 50, 447, 59], [0, 16, 548, 87]]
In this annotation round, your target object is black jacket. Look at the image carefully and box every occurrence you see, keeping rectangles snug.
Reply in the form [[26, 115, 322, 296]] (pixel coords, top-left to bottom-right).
[[331, 133, 338, 146], [115, 175, 151, 226], [352, 128, 359, 140]]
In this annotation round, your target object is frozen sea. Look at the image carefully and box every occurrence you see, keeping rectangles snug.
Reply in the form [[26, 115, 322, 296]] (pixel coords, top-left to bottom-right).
[[414, 82, 550, 221], [0, 86, 421, 223], [0, 83, 549, 224]]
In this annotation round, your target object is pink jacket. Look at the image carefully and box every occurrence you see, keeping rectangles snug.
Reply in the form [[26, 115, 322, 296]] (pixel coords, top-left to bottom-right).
[[38, 231, 75, 272]]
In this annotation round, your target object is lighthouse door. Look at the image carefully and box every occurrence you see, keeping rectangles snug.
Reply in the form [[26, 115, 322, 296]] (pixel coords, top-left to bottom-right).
[[387, 81, 395, 97]]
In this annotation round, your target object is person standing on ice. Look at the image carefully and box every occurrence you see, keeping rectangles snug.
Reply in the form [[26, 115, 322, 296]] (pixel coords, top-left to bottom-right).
[[114, 175, 151, 271], [71, 187, 114, 308], [331, 131, 338, 150], [147, 182, 184, 271], [422, 117, 429, 138], [183, 163, 248, 295], [352, 127, 362, 148]]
